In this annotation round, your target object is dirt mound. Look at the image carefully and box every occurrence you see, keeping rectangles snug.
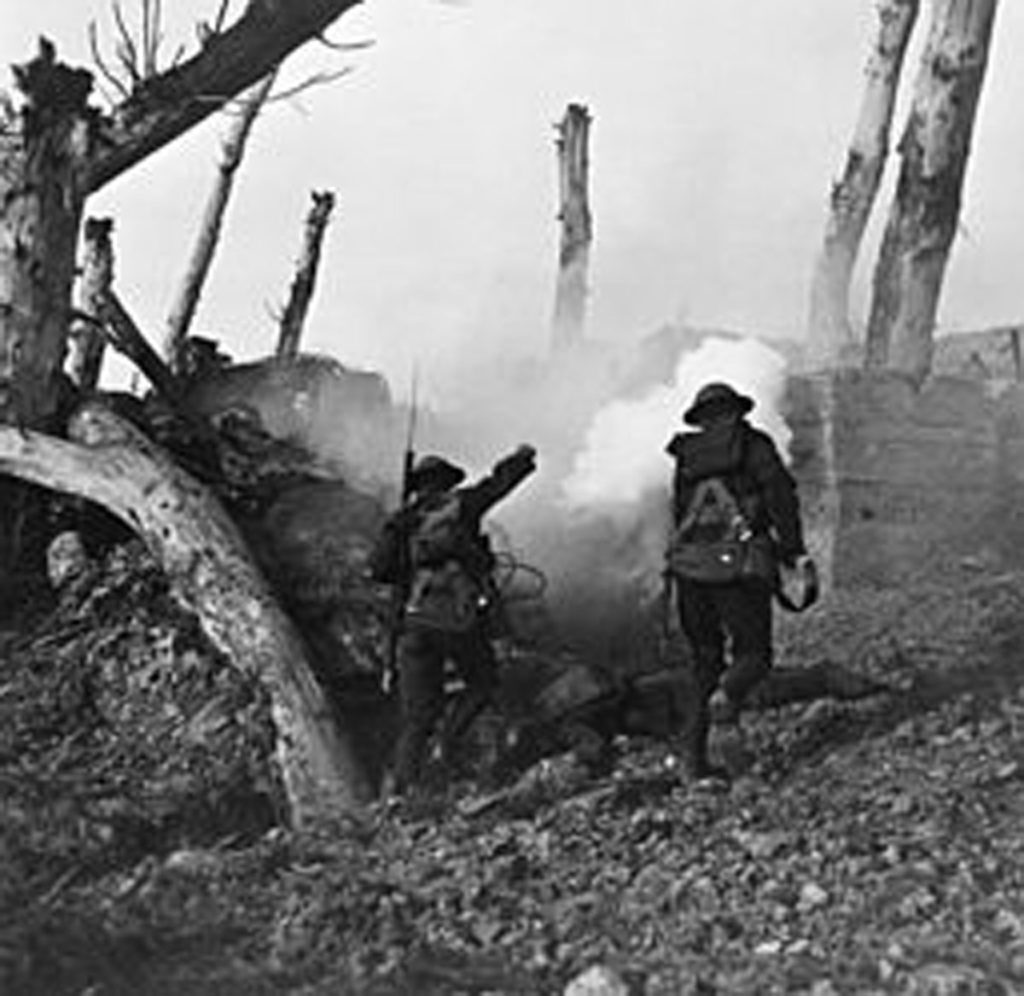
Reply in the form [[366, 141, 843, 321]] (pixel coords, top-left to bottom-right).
[[0, 543, 284, 992], [4, 539, 1024, 994]]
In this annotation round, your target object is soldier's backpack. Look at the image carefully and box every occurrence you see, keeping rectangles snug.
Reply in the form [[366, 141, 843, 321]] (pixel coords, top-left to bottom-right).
[[665, 430, 776, 585], [409, 492, 472, 567], [405, 493, 494, 632]]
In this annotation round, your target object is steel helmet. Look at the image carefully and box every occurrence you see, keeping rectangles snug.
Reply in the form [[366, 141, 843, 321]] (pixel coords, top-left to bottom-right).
[[683, 382, 755, 426]]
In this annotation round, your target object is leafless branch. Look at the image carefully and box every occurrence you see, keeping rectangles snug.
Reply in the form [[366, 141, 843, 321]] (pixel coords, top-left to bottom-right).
[[89, 20, 133, 101], [211, 0, 231, 35], [167, 42, 187, 71], [112, 1, 142, 87], [90, 0, 197, 101], [142, 0, 166, 77], [142, 0, 153, 74], [315, 33, 375, 52], [266, 67, 354, 105], [83, 0, 365, 193]]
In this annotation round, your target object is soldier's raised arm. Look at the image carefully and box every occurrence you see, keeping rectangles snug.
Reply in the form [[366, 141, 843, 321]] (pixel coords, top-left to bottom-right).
[[460, 444, 538, 520]]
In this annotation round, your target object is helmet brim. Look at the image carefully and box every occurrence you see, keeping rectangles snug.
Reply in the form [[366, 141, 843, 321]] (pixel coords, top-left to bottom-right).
[[683, 393, 754, 426]]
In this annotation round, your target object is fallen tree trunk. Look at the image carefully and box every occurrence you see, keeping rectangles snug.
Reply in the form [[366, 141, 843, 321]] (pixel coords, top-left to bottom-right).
[[99, 288, 186, 408], [0, 401, 371, 824]]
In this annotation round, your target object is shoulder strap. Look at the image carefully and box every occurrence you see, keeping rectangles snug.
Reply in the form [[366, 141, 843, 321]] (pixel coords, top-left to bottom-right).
[[675, 476, 749, 538]]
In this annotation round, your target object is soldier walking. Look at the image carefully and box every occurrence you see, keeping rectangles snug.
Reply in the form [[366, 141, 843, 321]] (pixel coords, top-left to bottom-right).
[[665, 382, 810, 781]]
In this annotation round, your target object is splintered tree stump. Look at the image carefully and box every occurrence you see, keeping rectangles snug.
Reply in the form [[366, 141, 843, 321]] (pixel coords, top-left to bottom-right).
[[0, 401, 371, 824], [276, 189, 336, 361], [68, 217, 115, 391], [164, 71, 278, 373], [551, 103, 593, 353]]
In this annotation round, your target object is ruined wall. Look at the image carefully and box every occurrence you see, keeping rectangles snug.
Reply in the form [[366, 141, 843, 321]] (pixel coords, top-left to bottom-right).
[[784, 370, 1022, 589]]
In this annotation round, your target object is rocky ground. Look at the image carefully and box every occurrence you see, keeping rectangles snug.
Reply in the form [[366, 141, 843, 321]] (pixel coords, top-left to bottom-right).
[[3, 542, 1024, 995]]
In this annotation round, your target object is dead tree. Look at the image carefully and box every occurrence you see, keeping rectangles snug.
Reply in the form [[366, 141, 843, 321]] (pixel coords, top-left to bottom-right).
[[0, 1, 366, 815], [807, 0, 920, 369], [863, 0, 999, 385], [276, 189, 336, 361], [0, 402, 372, 823], [67, 217, 116, 391], [164, 71, 278, 374], [551, 103, 593, 353], [0, 1, 362, 433]]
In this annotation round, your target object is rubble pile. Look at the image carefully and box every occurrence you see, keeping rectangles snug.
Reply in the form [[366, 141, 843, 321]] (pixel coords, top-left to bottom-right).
[[2, 531, 1024, 993], [0, 543, 285, 990], [4, 384, 1024, 993]]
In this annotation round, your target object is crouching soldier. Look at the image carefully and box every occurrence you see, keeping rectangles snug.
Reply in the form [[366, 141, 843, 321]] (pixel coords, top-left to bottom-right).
[[371, 445, 538, 797], [665, 382, 810, 782]]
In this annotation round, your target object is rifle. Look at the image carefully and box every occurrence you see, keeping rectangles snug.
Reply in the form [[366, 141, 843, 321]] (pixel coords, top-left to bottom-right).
[[657, 496, 680, 668], [381, 368, 418, 694]]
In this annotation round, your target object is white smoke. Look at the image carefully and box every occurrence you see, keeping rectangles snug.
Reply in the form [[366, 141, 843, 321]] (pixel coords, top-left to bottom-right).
[[562, 336, 791, 512]]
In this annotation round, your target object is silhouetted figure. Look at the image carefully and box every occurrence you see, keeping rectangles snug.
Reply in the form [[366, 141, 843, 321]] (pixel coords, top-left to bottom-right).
[[665, 382, 809, 780]]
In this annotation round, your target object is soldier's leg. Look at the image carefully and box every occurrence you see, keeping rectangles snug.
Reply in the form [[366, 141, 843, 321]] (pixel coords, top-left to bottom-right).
[[442, 627, 499, 756], [676, 581, 727, 778], [392, 628, 446, 792], [747, 661, 890, 710], [714, 580, 773, 718]]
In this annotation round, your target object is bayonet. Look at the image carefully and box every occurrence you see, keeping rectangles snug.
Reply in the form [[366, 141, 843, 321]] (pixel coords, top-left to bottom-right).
[[381, 365, 419, 694]]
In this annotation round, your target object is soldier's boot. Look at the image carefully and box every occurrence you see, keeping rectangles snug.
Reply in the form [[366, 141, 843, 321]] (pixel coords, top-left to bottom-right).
[[714, 654, 771, 725], [684, 698, 729, 783]]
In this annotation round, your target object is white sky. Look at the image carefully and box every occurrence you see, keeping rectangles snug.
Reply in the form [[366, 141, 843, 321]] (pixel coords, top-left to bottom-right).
[[4, 0, 1024, 397]]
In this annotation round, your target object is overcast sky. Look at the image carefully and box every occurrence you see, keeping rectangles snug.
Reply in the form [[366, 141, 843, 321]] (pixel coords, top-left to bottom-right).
[[4, 0, 1024, 396]]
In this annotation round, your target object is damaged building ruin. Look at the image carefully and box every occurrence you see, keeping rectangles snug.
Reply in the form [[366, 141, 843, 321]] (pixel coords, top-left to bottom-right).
[[786, 358, 1024, 590]]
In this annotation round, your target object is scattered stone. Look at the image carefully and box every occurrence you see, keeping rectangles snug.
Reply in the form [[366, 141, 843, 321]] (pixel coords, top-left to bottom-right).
[[46, 530, 90, 589], [564, 964, 631, 996], [798, 881, 829, 911], [809, 981, 840, 996], [994, 908, 1024, 941], [736, 830, 789, 860], [904, 963, 1003, 996]]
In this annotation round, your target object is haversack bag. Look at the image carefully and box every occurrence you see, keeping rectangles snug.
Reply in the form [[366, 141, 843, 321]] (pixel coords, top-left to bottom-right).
[[405, 562, 491, 633], [666, 476, 776, 584], [667, 531, 776, 584]]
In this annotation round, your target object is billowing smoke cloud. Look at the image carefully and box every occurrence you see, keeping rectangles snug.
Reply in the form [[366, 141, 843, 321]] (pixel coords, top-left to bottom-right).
[[563, 336, 791, 513], [493, 335, 791, 666], [306, 330, 793, 668]]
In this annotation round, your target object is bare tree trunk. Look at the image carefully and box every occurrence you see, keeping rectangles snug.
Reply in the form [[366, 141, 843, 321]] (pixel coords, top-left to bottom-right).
[[164, 71, 277, 374], [67, 218, 116, 391], [0, 44, 90, 430], [0, 5, 367, 819], [863, 0, 999, 385], [276, 190, 336, 361], [0, 47, 89, 598], [0, 402, 372, 822], [1, 0, 363, 434], [551, 103, 593, 353], [806, 0, 919, 369]]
